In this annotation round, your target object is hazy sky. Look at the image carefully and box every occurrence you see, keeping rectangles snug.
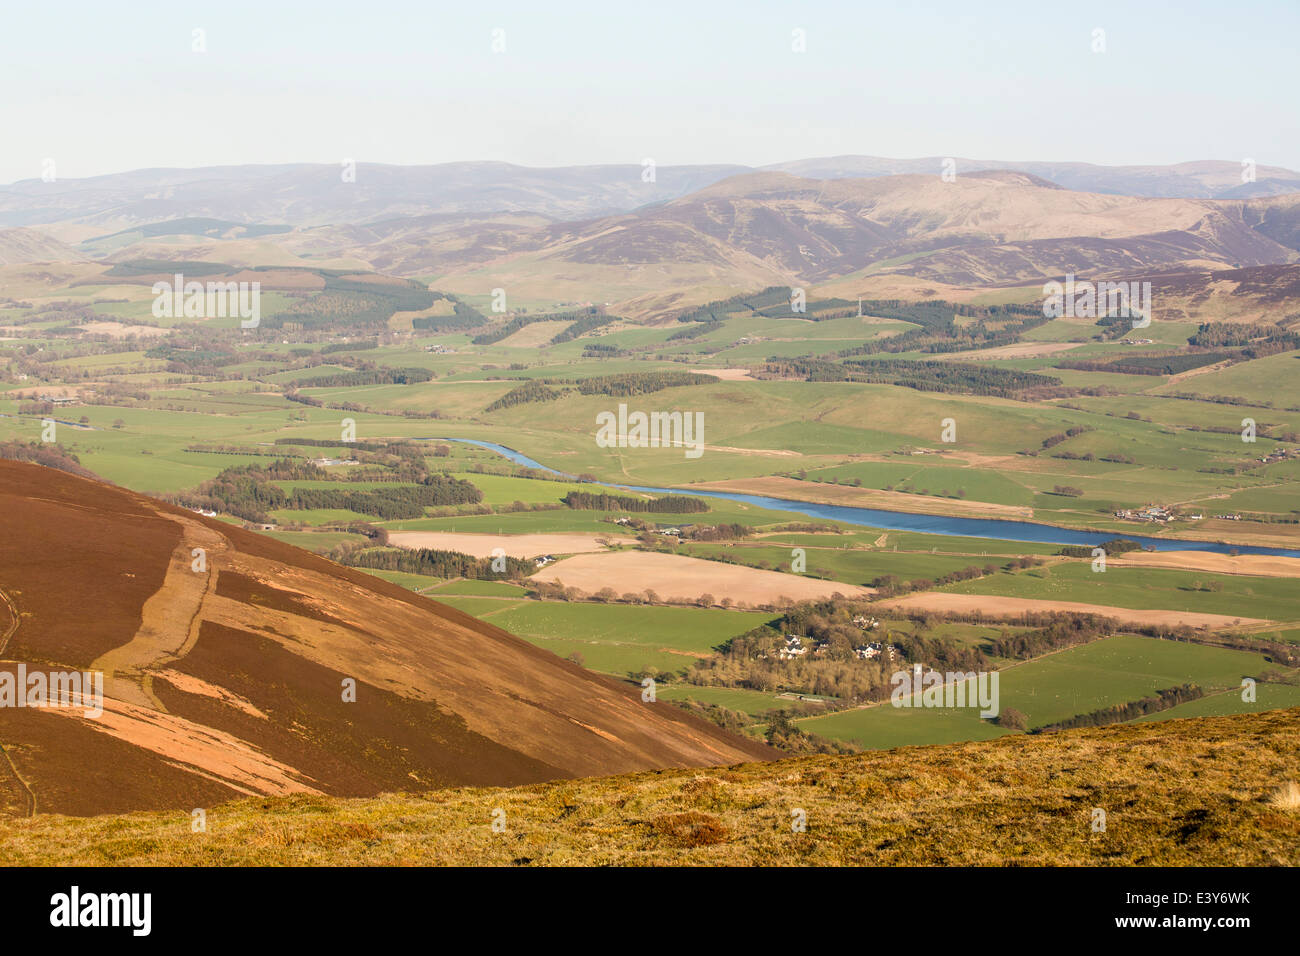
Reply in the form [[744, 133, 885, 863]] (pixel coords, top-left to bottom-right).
[[3, 0, 1297, 184]]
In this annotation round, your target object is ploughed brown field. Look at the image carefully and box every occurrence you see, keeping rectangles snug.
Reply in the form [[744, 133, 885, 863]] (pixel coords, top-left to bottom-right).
[[0, 461, 772, 817], [533, 550, 872, 606], [877, 592, 1268, 630]]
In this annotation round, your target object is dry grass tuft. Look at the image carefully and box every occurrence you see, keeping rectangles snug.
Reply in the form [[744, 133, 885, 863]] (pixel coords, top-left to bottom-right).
[[1268, 781, 1300, 810], [650, 811, 729, 848]]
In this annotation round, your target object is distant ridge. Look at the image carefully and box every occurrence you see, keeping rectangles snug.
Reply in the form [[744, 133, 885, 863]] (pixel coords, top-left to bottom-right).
[[3, 157, 1298, 230]]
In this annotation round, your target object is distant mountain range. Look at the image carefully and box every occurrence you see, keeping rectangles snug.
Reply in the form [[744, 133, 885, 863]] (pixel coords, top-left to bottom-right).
[[4, 158, 1300, 318], [3, 157, 1298, 232], [273, 170, 1300, 315], [765, 157, 1300, 200]]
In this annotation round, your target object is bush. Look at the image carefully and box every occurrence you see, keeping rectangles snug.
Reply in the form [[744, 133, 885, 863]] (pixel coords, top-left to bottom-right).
[[997, 708, 1028, 731]]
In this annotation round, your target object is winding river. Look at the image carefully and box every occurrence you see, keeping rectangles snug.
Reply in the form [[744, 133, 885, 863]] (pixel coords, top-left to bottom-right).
[[427, 438, 1300, 559]]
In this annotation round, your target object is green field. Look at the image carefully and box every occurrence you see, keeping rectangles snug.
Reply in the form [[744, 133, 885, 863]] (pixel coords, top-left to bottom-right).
[[654, 684, 793, 716], [678, 539, 1007, 586], [797, 634, 1273, 749], [424, 598, 777, 678]]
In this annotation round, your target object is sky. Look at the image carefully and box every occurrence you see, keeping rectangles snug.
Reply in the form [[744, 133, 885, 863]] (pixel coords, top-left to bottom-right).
[[2, 0, 1297, 184]]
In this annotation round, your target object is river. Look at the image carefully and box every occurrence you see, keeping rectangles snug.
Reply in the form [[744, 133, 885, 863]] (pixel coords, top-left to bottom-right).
[[425, 438, 1300, 559]]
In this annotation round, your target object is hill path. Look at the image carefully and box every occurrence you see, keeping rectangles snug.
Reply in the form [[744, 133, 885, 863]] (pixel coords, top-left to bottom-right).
[[90, 514, 230, 711]]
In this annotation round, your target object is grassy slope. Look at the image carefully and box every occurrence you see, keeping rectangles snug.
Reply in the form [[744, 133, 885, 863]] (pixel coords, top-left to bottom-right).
[[2, 709, 1295, 866]]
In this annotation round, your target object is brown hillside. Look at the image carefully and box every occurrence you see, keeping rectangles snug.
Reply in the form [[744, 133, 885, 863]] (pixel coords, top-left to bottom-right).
[[0, 227, 85, 266], [0, 460, 773, 817]]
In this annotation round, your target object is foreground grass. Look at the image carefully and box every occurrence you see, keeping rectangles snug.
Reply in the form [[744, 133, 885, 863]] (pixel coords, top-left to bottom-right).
[[2, 710, 1296, 866]]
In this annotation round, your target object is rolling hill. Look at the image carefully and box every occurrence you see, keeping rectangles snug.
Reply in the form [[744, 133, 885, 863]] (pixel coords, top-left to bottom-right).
[[0, 459, 773, 817], [0, 227, 85, 266]]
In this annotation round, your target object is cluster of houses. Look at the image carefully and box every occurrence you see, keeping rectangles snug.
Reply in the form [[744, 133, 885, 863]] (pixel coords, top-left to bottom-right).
[[424, 344, 456, 354], [533, 554, 556, 568], [612, 516, 690, 536], [777, 635, 808, 660], [1113, 504, 1173, 522], [1114, 504, 1244, 523], [188, 506, 218, 517], [1258, 446, 1297, 465], [1130, 510, 1235, 521], [37, 393, 79, 407], [1120, 337, 1154, 345], [309, 457, 360, 467], [771, 619, 894, 664]]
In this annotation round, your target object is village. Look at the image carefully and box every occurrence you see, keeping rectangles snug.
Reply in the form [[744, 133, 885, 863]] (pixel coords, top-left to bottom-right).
[[1112, 503, 1244, 524], [1257, 444, 1298, 466], [1112, 504, 1176, 523]]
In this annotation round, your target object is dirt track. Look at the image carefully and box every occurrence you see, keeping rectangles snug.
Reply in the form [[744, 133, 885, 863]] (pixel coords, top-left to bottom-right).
[[91, 514, 229, 710]]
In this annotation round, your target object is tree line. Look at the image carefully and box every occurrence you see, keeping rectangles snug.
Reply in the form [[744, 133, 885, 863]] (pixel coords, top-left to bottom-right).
[[285, 366, 434, 388], [575, 371, 718, 396], [470, 307, 605, 346], [763, 357, 1059, 398], [563, 491, 709, 513], [986, 614, 1121, 660], [1059, 538, 1142, 558], [1058, 352, 1231, 377], [1188, 322, 1299, 350], [330, 543, 534, 580], [485, 380, 563, 412], [551, 313, 616, 343], [172, 459, 480, 522], [411, 298, 489, 333], [0, 440, 97, 478]]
